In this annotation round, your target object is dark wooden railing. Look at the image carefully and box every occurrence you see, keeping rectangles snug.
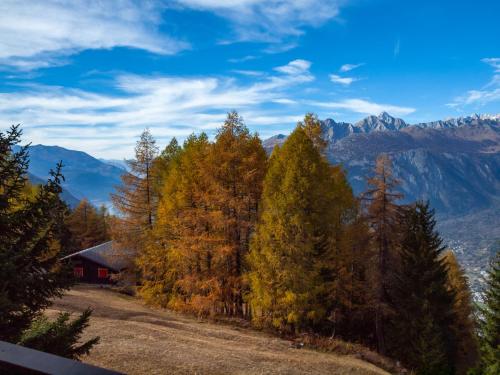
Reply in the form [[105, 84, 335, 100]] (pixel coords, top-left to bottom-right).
[[0, 340, 123, 375]]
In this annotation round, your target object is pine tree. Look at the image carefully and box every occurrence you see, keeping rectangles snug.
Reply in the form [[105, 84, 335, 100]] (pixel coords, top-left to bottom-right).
[[389, 202, 456, 374], [442, 250, 479, 374], [363, 154, 402, 353], [0, 125, 97, 358], [476, 249, 500, 375], [247, 125, 339, 332]]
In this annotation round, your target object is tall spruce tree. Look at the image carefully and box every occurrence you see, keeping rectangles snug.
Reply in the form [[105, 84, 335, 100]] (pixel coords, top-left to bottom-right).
[[389, 202, 456, 374], [363, 154, 402, 353], [476, 249, 500, 375], [247, 125, 340, 332], [0, 125, 97, 358]]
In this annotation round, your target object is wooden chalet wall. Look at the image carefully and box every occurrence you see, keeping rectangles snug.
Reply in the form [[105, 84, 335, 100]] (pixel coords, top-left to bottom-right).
[[70, 255, 116, 284]]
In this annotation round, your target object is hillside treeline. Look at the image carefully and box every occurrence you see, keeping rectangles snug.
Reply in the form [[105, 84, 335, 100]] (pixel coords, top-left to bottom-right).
[[110, 112, 498, 374]]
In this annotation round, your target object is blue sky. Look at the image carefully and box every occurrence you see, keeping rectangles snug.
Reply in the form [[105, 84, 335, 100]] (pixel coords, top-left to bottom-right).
[[0, 0, 499, 158]]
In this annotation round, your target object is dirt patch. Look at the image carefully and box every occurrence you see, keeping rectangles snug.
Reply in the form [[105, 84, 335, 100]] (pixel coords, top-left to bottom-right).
[[47, 285, 389, 375]]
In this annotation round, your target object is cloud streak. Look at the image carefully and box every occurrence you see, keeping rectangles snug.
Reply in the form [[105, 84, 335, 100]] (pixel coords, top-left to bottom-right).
[[0, 0, 188, 69], [1, 58, 418, 158], [311, 99, 415, 116], [329, 74, 357, 85], [449, 57, 500, 108], [174, 0, 344, 44], [339, 63, 364, 72], [0, 60, 316, 157]]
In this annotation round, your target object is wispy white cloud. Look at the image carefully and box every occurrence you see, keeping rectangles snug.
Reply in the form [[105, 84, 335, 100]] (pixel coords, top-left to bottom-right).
[[448, 58, 500, 108], [329, 74, 357, 85], [448, 89, 500, 108], [0, 0, 188, 70], [0, 60, 315, 157], [481, 58, 500, 72], [274, 59, 312, 76], [311, 98, 415, 116], [339, 63, 364, 72], [174, 0, 344, 44], [0, 51, 418, 158], [228, 55, 258, 63], [262, 42, 299, 54], [232, 70, 264, 76]]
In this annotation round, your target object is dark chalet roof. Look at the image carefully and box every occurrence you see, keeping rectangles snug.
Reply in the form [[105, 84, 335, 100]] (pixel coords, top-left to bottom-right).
[[62, 241, 129, 272]]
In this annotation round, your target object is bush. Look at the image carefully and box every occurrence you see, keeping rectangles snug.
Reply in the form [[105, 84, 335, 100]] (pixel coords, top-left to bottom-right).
[[19, 308, 99, 360]]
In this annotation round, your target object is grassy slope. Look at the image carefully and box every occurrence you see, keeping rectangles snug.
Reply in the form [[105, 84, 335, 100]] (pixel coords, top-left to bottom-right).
[[48, 285, 389, 375]]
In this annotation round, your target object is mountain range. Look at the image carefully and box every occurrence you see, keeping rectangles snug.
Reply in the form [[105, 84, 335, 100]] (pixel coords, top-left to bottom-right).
[[15, 144, 125, 208], [264, 112, 500, 291]]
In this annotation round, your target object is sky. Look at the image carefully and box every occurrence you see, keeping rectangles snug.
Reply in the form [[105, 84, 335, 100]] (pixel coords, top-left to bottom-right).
[[0, 0, 499, 158]]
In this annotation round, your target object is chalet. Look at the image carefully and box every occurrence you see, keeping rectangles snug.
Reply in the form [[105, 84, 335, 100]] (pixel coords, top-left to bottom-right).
[[62, 241, 127, 284]]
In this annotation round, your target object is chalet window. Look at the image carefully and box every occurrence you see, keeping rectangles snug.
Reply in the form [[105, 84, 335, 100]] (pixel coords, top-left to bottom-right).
[[74, 267, 84, 278], [97, 268, 108, 279]]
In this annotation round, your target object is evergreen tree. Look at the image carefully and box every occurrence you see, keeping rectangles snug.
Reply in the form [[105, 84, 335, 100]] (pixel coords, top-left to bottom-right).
[[19, 308, 99, 360], [247, 125, 339, 332], [330, 203, 374, 341], [442, 250, 479, 374], [389, 202, 456, 374], [0, 125, 97, 358], [476, 250, 500, 374], [363, 154, 402, 353]]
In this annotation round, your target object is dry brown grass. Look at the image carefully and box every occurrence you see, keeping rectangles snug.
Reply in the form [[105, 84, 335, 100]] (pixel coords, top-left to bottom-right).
[[47, 285, 390, 375], [294, 335, 408, 374]]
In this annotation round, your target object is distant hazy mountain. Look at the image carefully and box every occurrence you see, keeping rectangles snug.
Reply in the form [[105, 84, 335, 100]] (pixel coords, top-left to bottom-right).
[[99, 158, 129, 171], [263, 113, 500, 291], [27, 172, 80, 208], [16, 145, 124, 207]]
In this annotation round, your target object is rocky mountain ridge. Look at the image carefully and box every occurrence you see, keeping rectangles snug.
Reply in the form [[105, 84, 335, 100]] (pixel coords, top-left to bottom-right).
[[265, 112, 500, 150]]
